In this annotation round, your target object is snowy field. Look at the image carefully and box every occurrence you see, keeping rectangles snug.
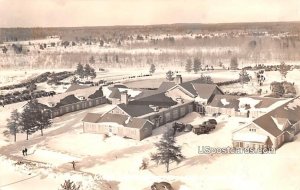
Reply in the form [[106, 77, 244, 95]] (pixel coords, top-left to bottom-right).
[[1, 108, 300, 190], [1, 67, 300, 190]]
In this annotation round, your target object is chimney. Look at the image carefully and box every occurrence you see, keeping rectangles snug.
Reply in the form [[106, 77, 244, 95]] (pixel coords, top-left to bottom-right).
[[121, 91, 129, 105], [175, 75, 182, 85]]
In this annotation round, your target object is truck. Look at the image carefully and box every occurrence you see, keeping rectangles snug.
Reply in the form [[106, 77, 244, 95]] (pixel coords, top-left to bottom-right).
[[192, 125, 211, 135]]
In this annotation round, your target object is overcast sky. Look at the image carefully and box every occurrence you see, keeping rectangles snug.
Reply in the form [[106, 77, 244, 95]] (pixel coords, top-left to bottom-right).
[[0, 0, 300, 27]]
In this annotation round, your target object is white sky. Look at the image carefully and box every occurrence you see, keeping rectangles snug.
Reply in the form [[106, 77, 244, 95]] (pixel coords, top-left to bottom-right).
[[0, 0, 300, 27]]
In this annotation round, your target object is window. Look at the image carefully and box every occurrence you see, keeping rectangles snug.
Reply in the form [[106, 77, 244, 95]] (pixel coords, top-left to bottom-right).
[[249, 128, 256, 132]]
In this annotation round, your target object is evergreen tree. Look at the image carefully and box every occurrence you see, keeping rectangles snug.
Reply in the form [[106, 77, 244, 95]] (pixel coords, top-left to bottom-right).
[[75, 63, 84, 79], [239, 69, 251, 85], [166, 70, 174, 81], [149, 64, 156, 74], [60, 180, 80, 190], [20, 100, 40, 140], [279, 61, 291, 79], [230, 56, 238, 70], [2, 46, 8, 54], [185, 58, 192, 73], [90, 67, 97, 79], [193, 57, 201, 73], [199, 74, 214, 84], [36, 109, 52, 136], [151, 131, 184, 173], [5, 110, 21, 142], [71, 76, 79, 84], [270, 82, 285, 97], [84, 64, 92, 79]]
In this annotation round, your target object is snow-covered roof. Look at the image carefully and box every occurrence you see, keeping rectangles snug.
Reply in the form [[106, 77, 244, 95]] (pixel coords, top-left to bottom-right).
[[38, 86, 101, 106], [253, 96, 300, 137], [271, 117, 291, 131], [221, 98, 230, 106]]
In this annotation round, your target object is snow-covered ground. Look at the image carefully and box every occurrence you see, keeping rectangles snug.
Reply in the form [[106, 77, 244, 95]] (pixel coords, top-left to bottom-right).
[[1, 108, 300, 190], [1, 67, 300, 190]]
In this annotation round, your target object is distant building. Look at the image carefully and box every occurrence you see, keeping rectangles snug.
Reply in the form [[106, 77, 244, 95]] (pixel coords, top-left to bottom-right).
[[31, 86, 106, 118], [232, 97, 300, 149], [207, 95, 289, 118]]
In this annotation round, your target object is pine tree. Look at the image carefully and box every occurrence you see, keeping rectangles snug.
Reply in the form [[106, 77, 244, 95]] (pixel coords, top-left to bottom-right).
[[239, 69, 251, 85], [199, 74, 213, 84], [20, 100, 40, 140], [90, 67, 97, 79], [149, 64, 156, 74], [60, 180, 80, 190], [185, 58, 192, 73], [279, 61, 290, 79], [270, 82, 285, 97], [84, 64, 92, 79], [193, 57, 201, 73], [36, 109, 52, 136], [75, 63, 84, 79], [151, 131, 184, 173], [5, 110, 21, 142], [166, 70, 174, 81]]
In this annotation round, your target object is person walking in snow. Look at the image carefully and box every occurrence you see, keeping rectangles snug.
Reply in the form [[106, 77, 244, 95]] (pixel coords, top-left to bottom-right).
[[72, 161, 76, 170], [24, 148, 28, 156], [22, 149, 25, 156]]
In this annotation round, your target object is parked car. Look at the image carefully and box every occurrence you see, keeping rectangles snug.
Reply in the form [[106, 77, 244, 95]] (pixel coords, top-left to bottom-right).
[[173, 122, 185, 132], [193, 125, 210, 135], [212, 112, 221, 117], [208, 119, 217, 125], [202, 121, 216, 130], [151, 182, 174, 190]]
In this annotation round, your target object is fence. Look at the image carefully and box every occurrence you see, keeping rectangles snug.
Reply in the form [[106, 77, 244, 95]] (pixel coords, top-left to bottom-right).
[[48, 96, 107, 118]]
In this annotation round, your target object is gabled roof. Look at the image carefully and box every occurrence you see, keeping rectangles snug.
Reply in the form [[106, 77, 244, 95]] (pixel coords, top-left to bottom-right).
[[82, 113, 102, 123], [192, 83, 223, 99], [88, 87, 104, 99], [38, 86, 101, 106], [99, 113, 128, 124], [117, 104, 155, 117], [130, 92, 177, 107], [253, 97, 300, 137], [209, 94, 240, 111], [126, 117, 150, 128], [108, 87, 121, 99], [66, 84, 89, 92], [178, 82, 197, 96], [157, 81, 176, 92], [209, 95, 289, 112], [55, 95, 80, 108], [83, 113, 151, 129], [133, 89, 161, 100]]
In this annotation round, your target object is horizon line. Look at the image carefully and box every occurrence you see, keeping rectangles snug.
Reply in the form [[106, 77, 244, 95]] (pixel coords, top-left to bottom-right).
[[1, 20, 300, 29]]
